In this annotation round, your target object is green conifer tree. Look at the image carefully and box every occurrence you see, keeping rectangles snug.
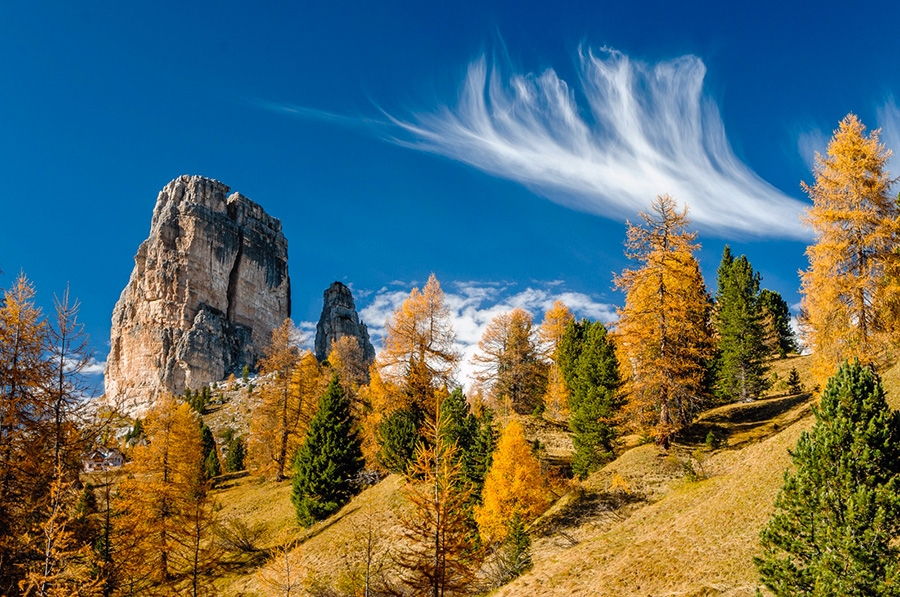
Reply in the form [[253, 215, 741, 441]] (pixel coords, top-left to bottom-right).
[[376, 406, 422, 474], [494, 512, 532, 585], [558, 319, 621, 479], [438, 387, 497, 504], [291, 375, 364, 527], [222, 428, 246, 473], [755, 359, 900, 595], [199, 422, 220, 479], [465, 409, 497, 500], [759, 289, 798, 358], [714, 246, 770, 401]]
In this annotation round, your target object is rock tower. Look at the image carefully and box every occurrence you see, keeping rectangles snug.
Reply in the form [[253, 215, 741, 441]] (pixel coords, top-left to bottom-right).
[[314, 282, 376, 365], [104, 175, 290, 413]]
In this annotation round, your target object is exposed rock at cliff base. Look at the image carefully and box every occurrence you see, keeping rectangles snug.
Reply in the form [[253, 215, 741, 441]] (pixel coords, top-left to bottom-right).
[[104, 175, 290, 414], [314, 282, 376, 365]]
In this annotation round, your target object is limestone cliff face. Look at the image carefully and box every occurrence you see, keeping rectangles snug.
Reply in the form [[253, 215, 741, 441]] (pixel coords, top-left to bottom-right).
[[104, 175, 290, 413], [314, 282, 375, 365]]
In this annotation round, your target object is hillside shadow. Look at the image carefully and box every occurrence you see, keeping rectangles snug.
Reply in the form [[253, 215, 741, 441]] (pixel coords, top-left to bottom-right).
[[535, 488, 642, 541], [675, 392, 813, 449]]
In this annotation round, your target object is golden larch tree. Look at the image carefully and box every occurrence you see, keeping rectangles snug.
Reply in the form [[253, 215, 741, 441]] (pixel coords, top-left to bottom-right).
[[471, 308, 547, 415], [378, 274, 459, 418], [475, 419, 550, 544], [379, 273, 458, 386], [539, 301, 574, 420], [0, 273, 53, 592], [799, 114, 899, 387], [250, 320, 323, 481], [328, 335, 370, 420], [357, 365, 402, 468], [613, 195, 715, 446], [112, 395, 211, 590], [396, 410, 479, 596]]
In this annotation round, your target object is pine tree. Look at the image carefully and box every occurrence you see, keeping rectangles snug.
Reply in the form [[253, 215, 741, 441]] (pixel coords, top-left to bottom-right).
[[800, 114, 899, 388], [475, 420, 550, 545], [759, 289, 798, 358], [199, 422, 221, 479], [560, 320, 621, 478], [714, 247, 770, 402], [291, 375, 364, 527], [376, 406, 422, 474], [438, 388, 496, 501], [613, 195, 715, 446], [755, 359, 900, 595], [488, 512, 532, 587], [222, 428, 246, 473]]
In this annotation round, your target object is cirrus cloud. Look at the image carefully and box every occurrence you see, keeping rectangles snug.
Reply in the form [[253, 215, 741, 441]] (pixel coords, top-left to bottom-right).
[[389, 47, 811, 240]]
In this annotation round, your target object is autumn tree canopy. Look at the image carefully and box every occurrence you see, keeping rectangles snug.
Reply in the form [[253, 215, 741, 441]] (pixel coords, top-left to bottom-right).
[[800, 114, 899, 386], [249, 320, 323, 482], [475, 419, 550, 545], [379, 274, 459, 393], [471, 308, 547, 415], [539, 301, 575, 421], [613, 195, 715, 446]]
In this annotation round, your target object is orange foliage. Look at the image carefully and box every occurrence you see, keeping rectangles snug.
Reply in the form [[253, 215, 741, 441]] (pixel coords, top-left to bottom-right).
[[378, 274, 459, 392], [613, 195, 715, 445], [471, 308, 547, 415], [800, 114, 900, 388], [475, 420, 550, 544]]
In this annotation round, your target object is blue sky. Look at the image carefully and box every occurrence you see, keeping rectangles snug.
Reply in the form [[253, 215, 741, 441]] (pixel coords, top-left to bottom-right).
[[2, 1, 900, 387]]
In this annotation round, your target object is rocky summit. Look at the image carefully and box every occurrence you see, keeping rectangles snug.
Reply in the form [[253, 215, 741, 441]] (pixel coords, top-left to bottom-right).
[[314, 281, 376, 364], [104, 175, 290, 413]]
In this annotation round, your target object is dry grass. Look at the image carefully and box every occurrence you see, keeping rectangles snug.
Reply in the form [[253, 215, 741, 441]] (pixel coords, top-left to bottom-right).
[[213, 473, 409, 596], [494, 407, 812, 597], [490, 354, 900, 596]]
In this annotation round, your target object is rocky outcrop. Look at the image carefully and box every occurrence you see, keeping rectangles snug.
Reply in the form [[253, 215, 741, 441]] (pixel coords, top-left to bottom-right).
[[104, 175, 290, 413], [314, 282, 375, 365]]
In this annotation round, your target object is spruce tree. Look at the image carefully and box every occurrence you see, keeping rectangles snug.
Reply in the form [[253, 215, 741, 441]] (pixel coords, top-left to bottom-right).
[[376, 406, 422, 474], [558, 319, 621, 479], [714, 246, 770, 401], [755, 359, 900, 595], [438, 387, 497, 500], [199, 422, 220, 479], [291, 375, 364, 527], [222, 428, 246, 473], [759, 289, 798, 358]]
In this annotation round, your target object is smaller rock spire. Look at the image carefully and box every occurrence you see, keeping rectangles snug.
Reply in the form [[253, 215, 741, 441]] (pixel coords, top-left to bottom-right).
[[314, 282, 376, 365]]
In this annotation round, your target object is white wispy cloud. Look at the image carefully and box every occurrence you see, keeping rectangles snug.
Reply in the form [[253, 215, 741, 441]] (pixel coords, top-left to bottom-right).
[[797, 129, 829, 172], [877, 100, 900, 176], [389, 47, 810, 240], [357, 280, 616, 388], [251, 98, 362, 127]]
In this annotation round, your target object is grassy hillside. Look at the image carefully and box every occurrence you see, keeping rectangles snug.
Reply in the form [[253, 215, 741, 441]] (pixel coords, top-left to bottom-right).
[[200, 355, 900, 595]]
